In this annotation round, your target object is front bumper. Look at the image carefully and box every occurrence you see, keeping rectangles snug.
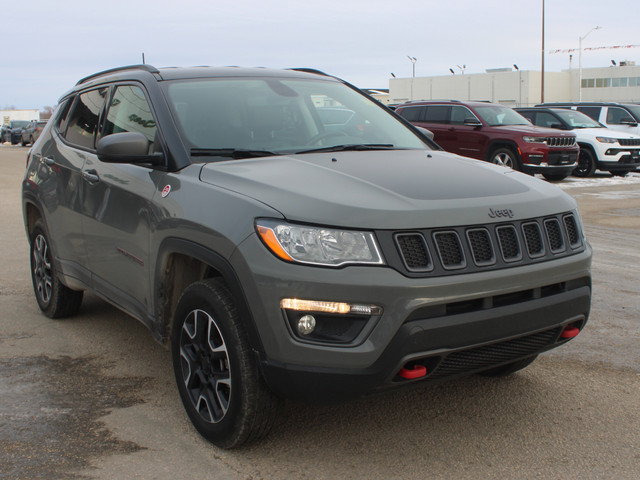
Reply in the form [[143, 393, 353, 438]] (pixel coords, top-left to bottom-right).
[[521, 150, 578, 175], [232, 234, 592, 402], [263, 279, 590, 401], [598, 147, 640, 172]]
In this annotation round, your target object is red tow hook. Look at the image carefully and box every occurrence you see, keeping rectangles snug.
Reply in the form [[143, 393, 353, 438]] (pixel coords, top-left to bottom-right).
[[560, 326, 580, 339], [398, 364, 427, 379]]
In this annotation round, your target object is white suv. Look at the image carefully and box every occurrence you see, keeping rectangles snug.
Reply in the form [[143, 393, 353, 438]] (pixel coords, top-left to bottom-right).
[[517, 107, 640, 177], [539, 102, 640, 137]]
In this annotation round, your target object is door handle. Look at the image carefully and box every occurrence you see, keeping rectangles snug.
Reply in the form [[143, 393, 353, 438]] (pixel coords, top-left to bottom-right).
[[82, 169, 100, 184]]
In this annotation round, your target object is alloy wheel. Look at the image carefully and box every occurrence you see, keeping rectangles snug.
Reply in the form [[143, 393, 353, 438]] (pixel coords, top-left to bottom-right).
[[179, 309, 232, 424], [33, 234, 53, 305]]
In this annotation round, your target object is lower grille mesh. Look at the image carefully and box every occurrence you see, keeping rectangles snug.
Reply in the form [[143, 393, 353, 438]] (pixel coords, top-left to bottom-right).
[[428, 327, 561, 379]]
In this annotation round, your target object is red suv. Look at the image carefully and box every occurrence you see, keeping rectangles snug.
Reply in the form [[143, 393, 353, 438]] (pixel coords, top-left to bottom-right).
[[396, 100, 579, 181]]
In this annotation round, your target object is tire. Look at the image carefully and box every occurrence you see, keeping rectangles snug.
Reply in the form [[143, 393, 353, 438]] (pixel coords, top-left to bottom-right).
[[29, 220, 83, 318], [478, 355, 538, 377], [171, 279, 279, 449], [542, 173, 569, 182], [20, 138, 26, 146], [489, 147, 521, 171], [573, 148, 596, 177]]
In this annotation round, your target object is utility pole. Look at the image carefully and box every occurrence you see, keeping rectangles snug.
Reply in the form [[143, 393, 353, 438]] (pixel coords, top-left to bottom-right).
[[541, 0, 545, 103]]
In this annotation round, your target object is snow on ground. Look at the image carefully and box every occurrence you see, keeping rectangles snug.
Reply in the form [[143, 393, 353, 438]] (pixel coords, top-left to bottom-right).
[[553, 171, 640, 190]]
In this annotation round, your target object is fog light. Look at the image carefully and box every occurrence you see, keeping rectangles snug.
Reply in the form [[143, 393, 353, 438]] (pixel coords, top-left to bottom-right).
[[297, 315, 316, 335]]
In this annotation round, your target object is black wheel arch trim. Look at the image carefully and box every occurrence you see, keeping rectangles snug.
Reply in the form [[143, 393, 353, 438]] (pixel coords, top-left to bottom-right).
[[154, 237, 265, 356], [486, 140, 521, 162]]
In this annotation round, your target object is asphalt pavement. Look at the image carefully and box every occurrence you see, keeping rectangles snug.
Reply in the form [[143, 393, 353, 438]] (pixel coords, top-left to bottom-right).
[[1, 144, 639, 480]]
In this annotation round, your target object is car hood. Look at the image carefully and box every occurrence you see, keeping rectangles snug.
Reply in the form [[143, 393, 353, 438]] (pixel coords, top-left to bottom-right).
[[199, 149, 576, 229], [573, 127, 640, 140], [492, 124, 576, 137]]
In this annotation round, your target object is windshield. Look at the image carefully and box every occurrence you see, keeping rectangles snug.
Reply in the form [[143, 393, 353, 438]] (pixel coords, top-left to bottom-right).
[[554, 109, 602, 128], [473, 105, 531, 127], [164, 77, 430, 158], [10, 120, 29, 128]]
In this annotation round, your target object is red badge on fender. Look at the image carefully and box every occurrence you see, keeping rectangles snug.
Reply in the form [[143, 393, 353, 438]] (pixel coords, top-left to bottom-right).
[[161, 185, 171, 198]]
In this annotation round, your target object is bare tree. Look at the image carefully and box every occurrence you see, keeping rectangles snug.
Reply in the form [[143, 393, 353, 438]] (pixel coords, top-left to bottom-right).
[[40, 106, 55, 120]]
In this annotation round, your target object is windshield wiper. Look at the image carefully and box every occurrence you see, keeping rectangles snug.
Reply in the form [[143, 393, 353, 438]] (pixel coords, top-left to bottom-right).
[[190, 148, 278, 159], [295, 144, 395, 154]]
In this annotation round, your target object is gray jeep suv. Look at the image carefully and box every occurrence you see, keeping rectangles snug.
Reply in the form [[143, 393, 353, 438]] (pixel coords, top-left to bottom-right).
[[22, 65, 592, 448]]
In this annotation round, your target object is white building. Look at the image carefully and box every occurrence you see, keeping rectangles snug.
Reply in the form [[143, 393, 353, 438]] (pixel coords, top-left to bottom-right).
[[389, 64, 640, 107], [1, 109, 40, 125]]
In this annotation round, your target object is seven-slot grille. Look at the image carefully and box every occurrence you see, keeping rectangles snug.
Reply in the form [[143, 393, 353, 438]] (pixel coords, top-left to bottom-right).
[[618, 138, 640, 147], [546, 136, 576, 147], [390, 212, 583, 277]]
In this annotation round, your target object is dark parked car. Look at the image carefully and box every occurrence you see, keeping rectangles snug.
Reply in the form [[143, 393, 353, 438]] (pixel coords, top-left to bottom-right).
[[20, 120, 48, 146], [2, 119, 31, 144], [395, 100, 579, 181], [0, 124, 10, 143], [23, 64, 592, 448]]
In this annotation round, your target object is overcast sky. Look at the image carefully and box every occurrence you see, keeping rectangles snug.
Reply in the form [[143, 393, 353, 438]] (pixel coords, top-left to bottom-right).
[[2, 0, 638, 110]]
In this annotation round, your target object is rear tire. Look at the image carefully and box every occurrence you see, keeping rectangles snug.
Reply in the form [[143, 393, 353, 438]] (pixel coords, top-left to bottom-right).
[[478, 355, 538, 377], [171, 279, 279, 449], [573, 148, 596, 177], [29, 220, 83, 318]]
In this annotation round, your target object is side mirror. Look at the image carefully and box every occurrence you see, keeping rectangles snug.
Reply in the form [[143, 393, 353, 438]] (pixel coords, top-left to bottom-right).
[[97, 132, 164, 165], [463, 117, 483, 127], [415, 126, 434, 140]]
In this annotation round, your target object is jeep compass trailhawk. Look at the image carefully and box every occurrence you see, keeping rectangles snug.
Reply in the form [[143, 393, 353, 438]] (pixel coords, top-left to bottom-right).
[[22, 65, 592, 448]]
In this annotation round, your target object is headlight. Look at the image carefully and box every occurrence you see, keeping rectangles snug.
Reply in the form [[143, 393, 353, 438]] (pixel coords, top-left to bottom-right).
[[522, 136, 548, 143], [596, 137, 617, 144], [256, 219, 384, 267]]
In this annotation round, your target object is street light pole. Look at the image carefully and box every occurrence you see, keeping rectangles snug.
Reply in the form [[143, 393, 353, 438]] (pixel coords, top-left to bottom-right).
[[407, 56, 417, 100], [578, 26, 601, 101]]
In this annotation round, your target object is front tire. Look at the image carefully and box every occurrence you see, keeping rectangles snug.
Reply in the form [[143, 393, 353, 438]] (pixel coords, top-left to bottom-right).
[[610, 171, 629, 177], [29, 220, 83, 318], [171, 279, 279, 449], [573, 148, 596, 177], [542, 173, 569, 182], [490, 147, 521, 171]]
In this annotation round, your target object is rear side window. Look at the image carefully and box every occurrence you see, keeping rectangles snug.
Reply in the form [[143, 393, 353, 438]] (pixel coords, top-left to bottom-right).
[[424, 106, 451, 124], [606, 107, 635, 125], [103, 85, 157, 146], [64, 88, 109, 150], [399, 106, 425, 121], [576, 106, 601, 122]]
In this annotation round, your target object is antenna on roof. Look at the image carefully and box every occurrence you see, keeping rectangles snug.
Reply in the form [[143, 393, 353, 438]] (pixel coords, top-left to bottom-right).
[[142, 52, 146, 64]]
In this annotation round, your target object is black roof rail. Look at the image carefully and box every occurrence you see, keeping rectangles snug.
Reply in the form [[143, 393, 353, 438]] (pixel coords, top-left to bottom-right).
[[76, 64, 160, 85], [288, 68, 330, 77]]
